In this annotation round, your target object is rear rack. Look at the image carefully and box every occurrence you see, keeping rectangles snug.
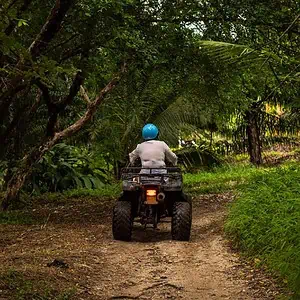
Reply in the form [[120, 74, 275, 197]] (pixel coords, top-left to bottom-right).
[[121, 167, 182, 191], [122, 167, 181, 174]]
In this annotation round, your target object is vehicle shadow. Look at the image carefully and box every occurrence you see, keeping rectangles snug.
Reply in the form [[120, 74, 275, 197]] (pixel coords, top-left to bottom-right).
[[131, 223, 171, 243]]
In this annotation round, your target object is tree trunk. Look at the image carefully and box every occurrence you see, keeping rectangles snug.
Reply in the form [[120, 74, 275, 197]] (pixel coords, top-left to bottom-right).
[[28, 0, 74, 59], [245, 106, 263, 165], [1, 71, 123, 210]]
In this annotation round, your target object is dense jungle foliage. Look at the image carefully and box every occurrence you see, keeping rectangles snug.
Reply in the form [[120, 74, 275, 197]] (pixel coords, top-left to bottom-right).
[[0, 0, 299, 206]]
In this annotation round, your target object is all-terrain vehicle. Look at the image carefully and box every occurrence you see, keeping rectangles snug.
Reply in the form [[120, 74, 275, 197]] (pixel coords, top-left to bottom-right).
[[112, 167, 192, 241]]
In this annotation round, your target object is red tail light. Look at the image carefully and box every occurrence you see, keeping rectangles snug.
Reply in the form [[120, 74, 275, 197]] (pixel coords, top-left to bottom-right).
[[146, 189, 157, 197], [145, 189, 158, 204]]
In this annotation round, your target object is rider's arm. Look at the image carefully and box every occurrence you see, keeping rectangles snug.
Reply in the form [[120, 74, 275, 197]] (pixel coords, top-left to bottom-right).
[[163, 142, 178, 166], [129, 144, 140, 166]]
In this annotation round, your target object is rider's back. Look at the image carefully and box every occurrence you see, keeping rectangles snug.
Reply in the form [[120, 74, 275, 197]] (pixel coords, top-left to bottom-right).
[[130, 140, 177, 168]]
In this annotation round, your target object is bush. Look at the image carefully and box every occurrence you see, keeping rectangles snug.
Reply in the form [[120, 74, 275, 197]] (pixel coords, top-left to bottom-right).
[[28, 143, 108, 194], [225, 163, 300, 296]]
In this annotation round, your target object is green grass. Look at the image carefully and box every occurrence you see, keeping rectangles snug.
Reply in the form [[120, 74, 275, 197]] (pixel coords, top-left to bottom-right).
[[0, 270, 76, 300], [225, 163, 300, 297], [36, 183, 121, 205], [0, 184, 121, 223], [0, 183, 122, 209], [62, 183, 121, 198], [183, 162, 264, 195]]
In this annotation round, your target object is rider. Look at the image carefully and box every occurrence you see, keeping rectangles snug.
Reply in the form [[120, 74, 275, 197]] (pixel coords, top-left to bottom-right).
[[129, 124, 177, 168]]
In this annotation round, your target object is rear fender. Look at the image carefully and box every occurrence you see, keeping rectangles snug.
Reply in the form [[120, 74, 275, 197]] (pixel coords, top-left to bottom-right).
[[118, 191, 140, 217]]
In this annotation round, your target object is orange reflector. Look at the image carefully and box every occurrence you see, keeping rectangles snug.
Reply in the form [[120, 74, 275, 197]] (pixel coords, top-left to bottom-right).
[[146, 189, 157, 196]]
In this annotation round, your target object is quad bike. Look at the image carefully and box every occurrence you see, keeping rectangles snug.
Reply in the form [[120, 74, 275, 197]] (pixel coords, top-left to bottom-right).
[[112, 167, 192, 241]]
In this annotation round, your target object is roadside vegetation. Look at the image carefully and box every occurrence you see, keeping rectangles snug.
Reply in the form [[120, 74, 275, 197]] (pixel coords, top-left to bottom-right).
[[184, 162, 259, 195], [184, 152, 300, 299], [225, 162, 300, 298]]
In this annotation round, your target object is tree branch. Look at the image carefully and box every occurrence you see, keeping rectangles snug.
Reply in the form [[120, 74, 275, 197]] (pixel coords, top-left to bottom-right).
[[2, 66, 126, 210], [48, 33, 78, 52], [34, 80, 58, 137], [35, 69, 85, 137], [28, 0, 74, 59], [58, 71, 85, 110], [54, 71, 123, 140]]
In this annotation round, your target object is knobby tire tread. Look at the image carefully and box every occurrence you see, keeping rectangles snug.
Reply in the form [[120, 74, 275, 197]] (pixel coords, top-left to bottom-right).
[[112, 201, 132, 241], [172, 202, 192, 241]]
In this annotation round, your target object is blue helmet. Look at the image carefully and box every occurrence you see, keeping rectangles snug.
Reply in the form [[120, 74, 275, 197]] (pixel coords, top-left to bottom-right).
[[142, 124, 159, 140]]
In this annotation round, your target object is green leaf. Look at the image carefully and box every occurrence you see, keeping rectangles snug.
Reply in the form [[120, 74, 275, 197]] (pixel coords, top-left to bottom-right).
[[90, 177, 104, 189], [61, 162, 75, 171], [81, 176, 92, 189], [17, 19, 29, 27], [73, 176, 83, 188]]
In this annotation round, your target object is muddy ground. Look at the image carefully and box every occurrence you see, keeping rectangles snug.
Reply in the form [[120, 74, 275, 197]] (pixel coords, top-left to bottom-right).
[[0, 193, 284, 299]]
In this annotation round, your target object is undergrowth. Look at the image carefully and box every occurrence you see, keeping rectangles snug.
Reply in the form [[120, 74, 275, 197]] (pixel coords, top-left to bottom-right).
[[225, 163, 300, 298], [35, 183, 121, 204], [62, 183, 121, 199], [0, 184, 121, 224], [183, 163, 263, 195]]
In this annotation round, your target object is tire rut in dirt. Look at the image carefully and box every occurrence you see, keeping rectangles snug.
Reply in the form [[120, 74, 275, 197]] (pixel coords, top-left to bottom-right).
[[171, 202, 192, 241], [112, 201, 132, 241]]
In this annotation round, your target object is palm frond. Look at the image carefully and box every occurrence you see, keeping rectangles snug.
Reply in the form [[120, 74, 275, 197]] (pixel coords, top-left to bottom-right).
[[154, 97, 215, 145], [198, 40, 282, 66]]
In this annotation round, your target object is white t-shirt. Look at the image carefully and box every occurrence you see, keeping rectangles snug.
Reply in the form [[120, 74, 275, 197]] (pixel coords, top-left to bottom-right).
[[129, 140, 177, 168]]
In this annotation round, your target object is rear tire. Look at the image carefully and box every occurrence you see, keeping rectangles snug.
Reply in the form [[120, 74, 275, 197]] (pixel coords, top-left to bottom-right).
[[171, 202, 192, 241], [112, 201, 132, 241]]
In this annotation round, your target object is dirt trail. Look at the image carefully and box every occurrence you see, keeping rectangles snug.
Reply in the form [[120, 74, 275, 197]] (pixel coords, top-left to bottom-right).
[[0, 194, 282, 300]]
